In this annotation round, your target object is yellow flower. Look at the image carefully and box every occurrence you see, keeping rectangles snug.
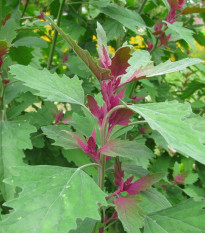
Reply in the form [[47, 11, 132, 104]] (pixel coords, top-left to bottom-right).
[[176, 42, 184, 53], [170, 54, 175, 61], [92, 35, 97, 41], [41, 35, 51, 42], [129, 35, 144, 46], [108, 46, 115, 55], [45, 12, 50, 15], [62, 65, 67, 70], [62, 47, 68, 53], [33, 29, 40, 33]]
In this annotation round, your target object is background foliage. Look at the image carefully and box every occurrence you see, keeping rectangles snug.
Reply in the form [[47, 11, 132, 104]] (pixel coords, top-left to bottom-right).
[[0, 0, 205, 232]]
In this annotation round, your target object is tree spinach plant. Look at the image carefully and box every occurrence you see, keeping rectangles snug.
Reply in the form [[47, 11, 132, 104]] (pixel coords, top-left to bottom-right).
[[0, 0, 205, 232]]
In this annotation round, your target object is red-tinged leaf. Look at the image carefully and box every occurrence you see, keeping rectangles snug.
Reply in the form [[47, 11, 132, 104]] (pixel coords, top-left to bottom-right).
[[182, 6, 205, 14], [114, 158, 124, 187], [114, 197, 143, 233], [99, 139, 154, 168], [159, 32, 169, 46], [54, 111, 63, 124], [109, 108, 134, 133], [46, 16, 113, 81], [124, 173, 164, 195], [154, 20, 163, 31], [167, 0, 185, 11], [72, 133, 87, 151], [120, 58, 203, 85], [96, 22, 111, 69], [0, 40, 8, 57], [109, 46, 132, 77], [87, 95, 103, 119]]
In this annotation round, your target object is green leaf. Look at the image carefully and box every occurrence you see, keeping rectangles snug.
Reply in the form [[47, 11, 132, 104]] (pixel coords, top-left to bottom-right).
[[46, 16, 112, 81], [196, 162, 205, 187], [9, 46, 34, 65], [0, 121, 36, 200], [99, 139, 154, 168], [183, 185, 205, 201], [0, 18, 17, 45], [128, 101, 205, 164], [9, 65, 85, 105], [144, 199, 205, 233], [42, 125, 79, 150], [68, 218, 97, 233], [121, 56, 203, 84], [1, 166, 107, 233], [13, 36, 48, 48], [114, 197, 143, 233], [102, 18, 125, 41], [99, 4, 146, 33], [69, 109, 98, 138], [62, 20, 86, 41], [16, 102, 57, 129], [62, 149, 98, 178], [121, 50, 152, 83], [165, 21, 195, 47], [140, 188, 172, 213]]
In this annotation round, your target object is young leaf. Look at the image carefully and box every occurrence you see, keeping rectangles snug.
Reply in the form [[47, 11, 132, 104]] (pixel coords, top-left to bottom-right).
[[1, 166, 107, 233], [46, 16, 112, 81], [165, 21, 195, 47], [96, 22, 111, 69], [144, 199, 205, 233], [99, 4, 145, 33], [0, 121, 36, 200], [121, 56, 203, 84], [109, 46, 132, 77], [120, 50, 152, 84], [127, 101, 205, 164], [99, 139, 154, 168], [9, 65, 85, 105], [114, 197, 144, 233], [182, 6, 205, 14], [42, 125, 79, 150], [125, 173, 164, 195]]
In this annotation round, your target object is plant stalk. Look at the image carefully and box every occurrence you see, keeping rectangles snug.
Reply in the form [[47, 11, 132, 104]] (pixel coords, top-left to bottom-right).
[[138, 0, 148, 14], [98, 105, 127, 190], [47, 0, 65, 70], [0, 0, 2, 31], [21, 0, 30, 18]]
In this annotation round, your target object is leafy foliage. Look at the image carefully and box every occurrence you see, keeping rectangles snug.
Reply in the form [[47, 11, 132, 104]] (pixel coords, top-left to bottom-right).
[[0, 0, 205, 232], [1, 166, 107, 233], [128, 102, 205, 164], [10, 65, 85, 105]]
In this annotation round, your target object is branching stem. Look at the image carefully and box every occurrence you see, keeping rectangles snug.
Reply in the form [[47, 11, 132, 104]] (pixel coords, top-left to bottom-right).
[[47, 0, 65, 70], [21, 0, 30, 18]]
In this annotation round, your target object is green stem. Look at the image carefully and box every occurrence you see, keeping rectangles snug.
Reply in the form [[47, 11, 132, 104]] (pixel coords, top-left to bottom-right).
[[138, 0, 148, 14], [47, 0, 65, 70], [98, 105, 126, 190], [0, 0, 2, 31], [21, 0, 30, 18]]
